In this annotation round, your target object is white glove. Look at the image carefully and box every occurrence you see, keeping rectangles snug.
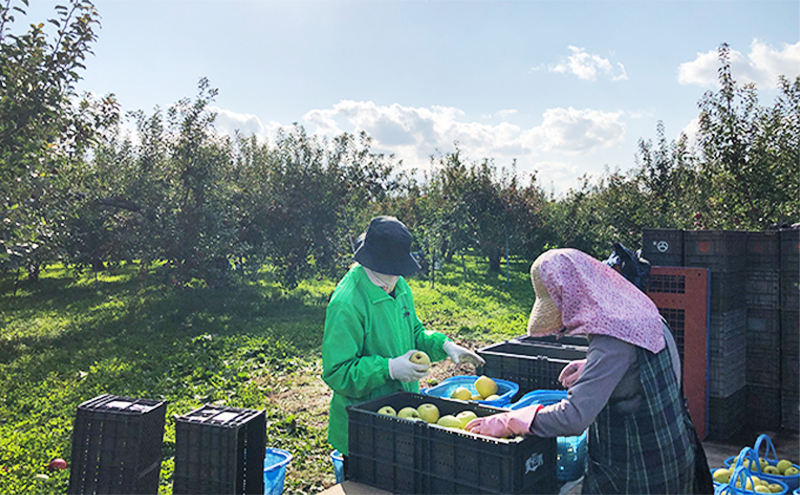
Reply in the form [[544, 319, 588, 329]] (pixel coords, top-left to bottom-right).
[[388, 350, 430, 382], [443, 341, 486, 366]]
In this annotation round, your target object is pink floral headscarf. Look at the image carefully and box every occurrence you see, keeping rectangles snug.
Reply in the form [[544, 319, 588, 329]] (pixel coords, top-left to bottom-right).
[[539, 248, 665, 353]]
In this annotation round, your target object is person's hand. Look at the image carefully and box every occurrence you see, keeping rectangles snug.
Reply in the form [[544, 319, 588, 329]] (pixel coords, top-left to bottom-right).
[[464, 405, 543, 438], [558, 359, 586, 388], [443, 341, 486, 366], [388, 350, 430, 382]]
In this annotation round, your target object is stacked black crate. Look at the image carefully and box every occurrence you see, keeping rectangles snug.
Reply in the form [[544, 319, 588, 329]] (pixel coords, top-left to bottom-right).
[[744, 231, 782, 431], [780, 229, 799, 431], [173, 405, 266, 495], [641, 228, 684, 267], [68, 394, 167, 495], [684, 230, 747, 440]]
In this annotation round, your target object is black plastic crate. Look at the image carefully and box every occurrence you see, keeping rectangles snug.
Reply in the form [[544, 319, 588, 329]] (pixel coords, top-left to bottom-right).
[[780, 269, 799, 311], [781, 310, 799, 353], [708, 386, 747, 440], [781, 352, 799, 393], [68, 394, 167, 495], [509, 334, 589, 349], [477, 342, 586, 396], [684, 230, 747, 273], [642, 228, 684, 267], [747, 231, 780, 271], [781, 393, 799, 432], [173, 405, 266, 495], [746, 384, 781, 431], [347, 391, 558, 494], [780, 228, 799, 271], [745, 270, 780, 309], [709, 271, 747, 313]]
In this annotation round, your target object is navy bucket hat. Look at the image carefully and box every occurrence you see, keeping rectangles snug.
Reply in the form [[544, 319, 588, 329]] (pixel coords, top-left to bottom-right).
[[354, 216, 420, 276]]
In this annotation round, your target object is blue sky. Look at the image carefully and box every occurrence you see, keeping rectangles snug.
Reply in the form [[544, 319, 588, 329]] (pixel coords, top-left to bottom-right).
[[25, 0, 800, 194]]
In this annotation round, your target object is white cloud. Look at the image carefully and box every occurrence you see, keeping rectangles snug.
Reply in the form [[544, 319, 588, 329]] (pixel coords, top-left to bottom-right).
[[681, 117, 701, 150], [678, 40, 800, 88], [205, 102, 627, 195], [209, 106, 284, 144], [523, 107, 626, 155], [548, 46, 628, 81]]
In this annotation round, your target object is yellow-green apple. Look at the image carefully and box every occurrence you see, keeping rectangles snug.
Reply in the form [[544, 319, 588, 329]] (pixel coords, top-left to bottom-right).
[[397, 407, 421, 420], [713, 468, 730, 483], [436, 415, 463, 429], [776, 459, 792, 474], [450, 386, 472, 400], [377, 405, 397, 416], [417, 403, 440, 423], [784, 466, 799, 476], [767, 483, 784, 493], [474, 376, 498, 398], [755, 485, 771, 493], [763, 465, 781, 475], [484, 394, 501, 401], [409, 351, 431, 367], [455, 410, 478, 428]]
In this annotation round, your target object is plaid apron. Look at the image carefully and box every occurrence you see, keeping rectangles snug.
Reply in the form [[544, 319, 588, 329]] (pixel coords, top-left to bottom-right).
[[582, 344, 696, 494]]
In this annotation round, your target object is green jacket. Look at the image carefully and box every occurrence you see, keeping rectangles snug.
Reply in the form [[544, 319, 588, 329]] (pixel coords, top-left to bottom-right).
[[321, 264, 450, 455]]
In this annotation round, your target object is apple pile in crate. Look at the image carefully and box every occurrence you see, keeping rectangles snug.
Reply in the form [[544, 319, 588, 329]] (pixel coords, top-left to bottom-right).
[[377, 376, 500, 432]]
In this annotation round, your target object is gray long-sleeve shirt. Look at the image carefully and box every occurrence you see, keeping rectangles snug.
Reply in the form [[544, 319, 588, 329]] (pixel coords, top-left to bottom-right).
[[530, 321, 681, 438]]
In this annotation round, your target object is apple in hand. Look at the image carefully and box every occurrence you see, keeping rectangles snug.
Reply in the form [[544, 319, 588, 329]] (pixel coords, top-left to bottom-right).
[[455, 410, 478, 428], [417, 403, 440, 423], [398, 407, 421, 420], [409, 351, 431, 367], [377, 406, 397, 416], [436, 415, 463, 429]]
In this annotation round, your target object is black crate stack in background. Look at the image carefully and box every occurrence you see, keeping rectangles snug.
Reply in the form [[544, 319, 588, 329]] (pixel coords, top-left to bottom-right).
[[173, 405, 266, 495], [780, 229, 799, 431], [642, 228, 800, 438], [68, 394, 167, 495], [684, 230, 748, 439], [745, 231, 782, 431]]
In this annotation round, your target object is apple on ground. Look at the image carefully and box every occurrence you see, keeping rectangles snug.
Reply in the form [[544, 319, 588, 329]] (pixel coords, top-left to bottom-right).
[[450, 386, 472, 400], [47, 458, 67, 472], [455, 410, 478, 428], [377, 406, 397, 416], [474, 376, 498, 399], [409, 351, 431, 367], [436, 415, 463, 429], [398, 407, 421, 420], [417, 403, 440, 423]]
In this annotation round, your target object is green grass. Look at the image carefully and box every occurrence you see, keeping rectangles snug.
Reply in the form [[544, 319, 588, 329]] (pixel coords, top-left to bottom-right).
[[0, 256, 537, 494]]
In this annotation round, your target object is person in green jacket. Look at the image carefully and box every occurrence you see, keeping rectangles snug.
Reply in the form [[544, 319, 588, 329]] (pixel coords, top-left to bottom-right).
[[322, 215, 485, 459]]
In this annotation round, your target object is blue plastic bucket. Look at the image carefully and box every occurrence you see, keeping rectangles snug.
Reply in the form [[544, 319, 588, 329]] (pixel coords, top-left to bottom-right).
[[330, 449, 344, 484], [263, 448, 292, 495], [421, 375, 519, 407], [510, 390, 588, 482]]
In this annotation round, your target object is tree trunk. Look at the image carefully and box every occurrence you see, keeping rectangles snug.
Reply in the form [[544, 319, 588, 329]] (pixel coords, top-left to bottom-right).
[[488, 246, 501, 273]]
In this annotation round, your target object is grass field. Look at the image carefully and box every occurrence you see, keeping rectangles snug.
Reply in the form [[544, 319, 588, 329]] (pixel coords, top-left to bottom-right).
[[0, 256, 537, 494]]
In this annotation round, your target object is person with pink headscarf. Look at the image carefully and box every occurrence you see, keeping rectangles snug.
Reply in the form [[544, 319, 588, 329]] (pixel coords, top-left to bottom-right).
[[465, 248, 700, 494]]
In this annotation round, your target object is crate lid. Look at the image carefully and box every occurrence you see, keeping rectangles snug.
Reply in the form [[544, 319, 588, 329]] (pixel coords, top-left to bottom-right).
[[77, 393, 166, 415], [176, 404, 265, 427]]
